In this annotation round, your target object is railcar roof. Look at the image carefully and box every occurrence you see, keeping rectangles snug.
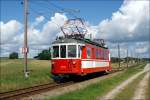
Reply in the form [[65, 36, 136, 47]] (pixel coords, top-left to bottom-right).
[[52, 38, 84, 44], [52, 38, 108, 49]]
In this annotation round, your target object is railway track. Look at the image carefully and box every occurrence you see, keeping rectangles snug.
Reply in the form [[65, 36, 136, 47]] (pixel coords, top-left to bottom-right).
[[0, 82, 74, 100], [0, 67, 126, 100]]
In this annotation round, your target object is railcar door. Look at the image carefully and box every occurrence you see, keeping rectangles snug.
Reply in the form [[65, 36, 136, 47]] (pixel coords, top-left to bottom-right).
[[67, 45, 77, 72]]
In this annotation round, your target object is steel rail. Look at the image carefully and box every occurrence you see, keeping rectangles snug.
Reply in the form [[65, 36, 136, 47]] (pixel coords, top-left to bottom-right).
[[0, 82, 74, 100], [0, 66, 130, 100]]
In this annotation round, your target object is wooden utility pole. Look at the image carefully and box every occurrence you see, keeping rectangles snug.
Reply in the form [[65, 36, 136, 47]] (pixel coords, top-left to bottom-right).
[[127, 48, 128, 67], [24, 0, 29, 78], [137, 55, 139, 64], [118, 44, 120, 68]]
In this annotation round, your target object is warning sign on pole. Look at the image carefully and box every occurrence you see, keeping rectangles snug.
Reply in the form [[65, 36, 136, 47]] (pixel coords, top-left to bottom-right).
[[22, 47, 29, 53]]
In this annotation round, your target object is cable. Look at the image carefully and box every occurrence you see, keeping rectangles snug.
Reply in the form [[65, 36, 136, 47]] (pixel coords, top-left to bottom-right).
[[48, 1, 78, 18], [30, 1, 55, 14], [30, 6, 61, 28], [31, 0, 79, 18]]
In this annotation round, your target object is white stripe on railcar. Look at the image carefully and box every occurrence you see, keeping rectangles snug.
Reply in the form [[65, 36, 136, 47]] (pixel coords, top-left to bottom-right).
[[81, 60, 109, 68]]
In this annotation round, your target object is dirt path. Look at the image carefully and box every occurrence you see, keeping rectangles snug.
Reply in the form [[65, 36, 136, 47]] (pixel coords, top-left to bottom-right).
[[98, 63, 150, 100], [23, 72, 122, 100], [132, 72, 150, 100]]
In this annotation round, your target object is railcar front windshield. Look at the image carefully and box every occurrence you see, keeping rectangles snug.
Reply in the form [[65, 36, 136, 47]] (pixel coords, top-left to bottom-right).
[[53, 46, 59, 58], [52, 44, 81, 58], [60, 45, 66, 58], [68, 45, 76, 58]]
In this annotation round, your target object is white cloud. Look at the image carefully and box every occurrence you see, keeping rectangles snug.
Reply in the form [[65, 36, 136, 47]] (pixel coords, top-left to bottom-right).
[[96, 0, 149, 42], [0, 43, 21, 57], [107, 41, 150, 58], [0, 20, 22, 44], [136, 47, 148, 54], [89, 0, 150, 58], [28, 13, 67, 45], [0, 1, 149, 58], [0, 13, 67, 58], [36, 16, 45, 23], [135, 42, 150, 54], [40, 13, 67, 43], [31, 16, 45, 29], [20, 13, 67, 57], [18, 13, 67, 45]]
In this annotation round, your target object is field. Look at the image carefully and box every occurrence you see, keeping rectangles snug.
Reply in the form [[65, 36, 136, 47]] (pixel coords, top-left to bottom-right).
[[0, 59, 52, 93], [0, 59, 135, 93], [49, 63, 147, 100]]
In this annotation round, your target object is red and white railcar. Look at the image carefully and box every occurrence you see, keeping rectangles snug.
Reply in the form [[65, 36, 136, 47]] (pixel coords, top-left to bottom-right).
[[51, 18, 111, 76], [51, 38, 111, 76]]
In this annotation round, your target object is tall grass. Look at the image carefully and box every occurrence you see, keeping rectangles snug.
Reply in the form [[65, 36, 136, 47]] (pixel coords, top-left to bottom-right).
[[0, 59, 52, 93], [49, 63, 146, 100]]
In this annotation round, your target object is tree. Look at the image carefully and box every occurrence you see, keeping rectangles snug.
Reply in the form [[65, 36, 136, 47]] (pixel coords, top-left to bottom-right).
[[34, 49, 51, 60], [9, 52, 18, 59]]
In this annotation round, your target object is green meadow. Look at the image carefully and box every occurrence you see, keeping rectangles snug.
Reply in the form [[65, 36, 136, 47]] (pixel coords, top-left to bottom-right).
[[0, 59, 52, 93], [0, 58, 137, 93], [49, 63, 146, 100]]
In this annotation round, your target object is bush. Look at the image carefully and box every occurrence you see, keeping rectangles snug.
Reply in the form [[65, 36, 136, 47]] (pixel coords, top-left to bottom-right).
[[34, 49, 51, 60], [9, 52, 18, 59]]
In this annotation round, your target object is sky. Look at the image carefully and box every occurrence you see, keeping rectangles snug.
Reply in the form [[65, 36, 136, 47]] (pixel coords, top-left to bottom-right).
[[0, 0, 150, 58]]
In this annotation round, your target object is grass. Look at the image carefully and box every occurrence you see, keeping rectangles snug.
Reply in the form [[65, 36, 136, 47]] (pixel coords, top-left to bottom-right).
[[146, 73, 150, 100], [48, 63, 146, 100], [111, 63, 120, 68], [0, 58, 146, 95], [114, 72, 146, 100], [111, 62, 135, 69], [0, 59, 120, 93], [0, 59, 52, 93]]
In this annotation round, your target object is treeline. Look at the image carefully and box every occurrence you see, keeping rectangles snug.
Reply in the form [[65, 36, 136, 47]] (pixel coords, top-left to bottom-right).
[[9, 52, 18, 59], [7, 49, 51, 60], [34, 49, 51, 60], [7, 50, 150, 61], [111, 57, 150, 63]]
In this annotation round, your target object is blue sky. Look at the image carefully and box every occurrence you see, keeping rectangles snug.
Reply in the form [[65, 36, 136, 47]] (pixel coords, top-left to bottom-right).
[[0, 0, 149, 58], [1, 0, 123, 25]]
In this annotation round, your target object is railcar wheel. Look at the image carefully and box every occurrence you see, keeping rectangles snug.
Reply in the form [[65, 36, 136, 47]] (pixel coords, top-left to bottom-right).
[[69, 75, 84, 82], [105, 70, 110, 74], [51, 74, 70, 83], [51, 75, 62, 83]]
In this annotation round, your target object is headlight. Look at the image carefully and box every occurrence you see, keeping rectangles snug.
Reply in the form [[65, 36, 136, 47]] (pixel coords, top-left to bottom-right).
[[52, 62, 55, 64], [72, 61, 76, 64]]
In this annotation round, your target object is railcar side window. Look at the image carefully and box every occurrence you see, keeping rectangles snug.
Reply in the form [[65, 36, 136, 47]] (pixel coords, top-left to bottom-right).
[[60, 45, 66, 58], [100, 49, 104, 59], [87, 47, 91, 59], [96, 49, 99, 59], [105, 50, 109, 60], [78, 45, 81, 58], [53, 46, 59, 58], [103, 49, 108, 60], [68, 45, 76, 58], [98, 49, 100, 58]]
